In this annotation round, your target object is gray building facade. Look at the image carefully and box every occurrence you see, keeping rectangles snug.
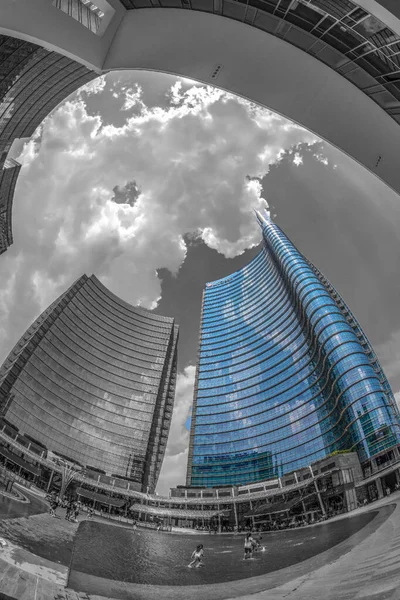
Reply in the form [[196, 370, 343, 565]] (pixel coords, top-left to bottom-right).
[[0, 33, 96, 254], [0, 274, 178, 493], [0, 159, 20, 255]]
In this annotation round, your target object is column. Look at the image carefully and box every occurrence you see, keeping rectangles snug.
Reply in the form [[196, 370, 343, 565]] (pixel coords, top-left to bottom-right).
[[344, 487, 358, 512], [233, 500, 238, 529], [310, 467, 326, 516], [46, 469, 54, 492], [375, 477, 384, 499], [248, 499, 255, 528], [315, 485, 326, 516], [299, 493, 306, 516]]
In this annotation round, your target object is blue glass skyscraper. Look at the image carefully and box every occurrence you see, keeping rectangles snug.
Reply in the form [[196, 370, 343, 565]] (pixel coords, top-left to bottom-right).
[[186, 212, 400, 488]]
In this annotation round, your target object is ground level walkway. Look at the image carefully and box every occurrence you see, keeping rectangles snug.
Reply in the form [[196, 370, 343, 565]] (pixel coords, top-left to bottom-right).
[[1, 491, 400, 599]]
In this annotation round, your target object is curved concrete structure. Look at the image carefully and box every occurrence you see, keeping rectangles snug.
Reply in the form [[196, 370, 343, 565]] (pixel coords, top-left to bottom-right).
[[0, 1, 400, 188], [0, 1, 400, 254]]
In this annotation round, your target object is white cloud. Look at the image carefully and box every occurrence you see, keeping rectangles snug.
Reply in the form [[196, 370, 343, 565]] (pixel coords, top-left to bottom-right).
[[157, 365, 195, 494], [78, 75, 107, 97], [0, 76, 318, 362], [395, 391, 400, 412], [313, 151, 329, 165], [169, 81, 184, 105], [375, 329, 400, 381], [293, 152, 303, 166], [120, 84, 145, 111], [155, 448, 189, 497]]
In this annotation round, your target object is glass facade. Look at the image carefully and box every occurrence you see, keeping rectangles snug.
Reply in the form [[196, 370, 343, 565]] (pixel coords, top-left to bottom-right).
[[187, 212, 400, 488], [0, 275, 178, 493], [121, 0, 400, 126]]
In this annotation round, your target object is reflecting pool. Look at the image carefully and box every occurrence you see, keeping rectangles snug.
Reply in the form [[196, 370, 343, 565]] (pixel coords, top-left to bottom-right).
[[70, 511, 376, 586], [0, 489, 45, 520], [0, 492, 75, 565], [0, 493, 383, 591]]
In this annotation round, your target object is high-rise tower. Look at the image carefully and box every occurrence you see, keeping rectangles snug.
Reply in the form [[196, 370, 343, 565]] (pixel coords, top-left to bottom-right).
[[0, 158, 21, 255], [0, 274, 178, 493], [0, 34, 96, 256], [186, 212, 400, 488]]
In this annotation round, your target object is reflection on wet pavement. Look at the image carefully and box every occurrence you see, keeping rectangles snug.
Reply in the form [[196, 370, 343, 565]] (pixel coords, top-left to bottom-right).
[[70, 512, 376, 586]]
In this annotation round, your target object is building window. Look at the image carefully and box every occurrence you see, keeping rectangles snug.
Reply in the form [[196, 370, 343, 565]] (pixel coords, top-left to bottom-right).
[[52, 0, 110, 34]]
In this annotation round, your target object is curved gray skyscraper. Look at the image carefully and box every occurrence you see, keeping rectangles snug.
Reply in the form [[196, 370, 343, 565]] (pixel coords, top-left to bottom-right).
[[0, 34, 96, 255], [187, 212, 400, 488], [0, 274, 178, 493]]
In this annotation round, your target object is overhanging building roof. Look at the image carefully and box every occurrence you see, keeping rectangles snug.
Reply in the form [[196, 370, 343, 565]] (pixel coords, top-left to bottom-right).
[[119, 0, 400, 126], [244, 497, 304, 518], [76, 487, 126, 507], [129, 503, 227, 519], [2, 0, 400, 198], [0, 446, 41, 476]]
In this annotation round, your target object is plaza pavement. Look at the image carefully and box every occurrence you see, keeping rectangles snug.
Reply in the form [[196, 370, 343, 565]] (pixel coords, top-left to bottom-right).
[[0, 491, 400, 599], [230, 497, 400, 600]]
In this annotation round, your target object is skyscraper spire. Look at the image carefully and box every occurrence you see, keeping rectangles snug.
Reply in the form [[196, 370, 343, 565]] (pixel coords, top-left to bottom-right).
[[254, 208, 271, 228]]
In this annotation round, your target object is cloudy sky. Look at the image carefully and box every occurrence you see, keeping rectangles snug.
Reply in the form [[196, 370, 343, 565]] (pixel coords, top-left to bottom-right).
[[1, 70, 400, 495]]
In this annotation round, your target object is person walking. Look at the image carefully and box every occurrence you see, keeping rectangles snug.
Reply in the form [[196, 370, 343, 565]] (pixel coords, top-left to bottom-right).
[[49, 497, 58, 518], [188, 544, 204, 568], [65, 500, 74, 521], [73, 502, 80, 522], [243, 533, 254, 560]]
